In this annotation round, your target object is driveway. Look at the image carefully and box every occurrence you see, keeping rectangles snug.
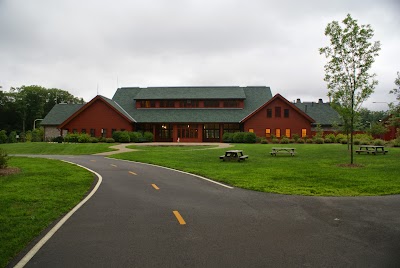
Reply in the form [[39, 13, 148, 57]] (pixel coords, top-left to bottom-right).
[[11, 154, 400, 267]]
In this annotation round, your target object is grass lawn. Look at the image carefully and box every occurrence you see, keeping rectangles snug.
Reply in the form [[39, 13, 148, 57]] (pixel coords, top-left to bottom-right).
[[0, 157, 94, 268], [111, 143, 400, 196], [0, 142, 117, 155]]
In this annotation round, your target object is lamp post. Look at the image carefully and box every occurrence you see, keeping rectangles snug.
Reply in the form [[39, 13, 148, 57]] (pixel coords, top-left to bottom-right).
[[33, 119, 43, 130]]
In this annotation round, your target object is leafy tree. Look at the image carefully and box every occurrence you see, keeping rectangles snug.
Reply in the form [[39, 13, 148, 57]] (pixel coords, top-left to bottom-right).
[[388, 72, 400, 129], [319, 14, 381, 164]]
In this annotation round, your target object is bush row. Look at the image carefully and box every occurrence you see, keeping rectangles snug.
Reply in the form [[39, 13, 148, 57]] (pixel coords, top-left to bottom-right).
[[112, 131, 154, 143], [222, 132, 257, 143], [0, 128, 45, 143]]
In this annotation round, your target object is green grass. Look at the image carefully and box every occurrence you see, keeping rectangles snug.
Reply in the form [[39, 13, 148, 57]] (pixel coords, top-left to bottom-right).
[[0, 157, 94, 268], [112, 144, 400, 196], [0, 142, 117, 155]]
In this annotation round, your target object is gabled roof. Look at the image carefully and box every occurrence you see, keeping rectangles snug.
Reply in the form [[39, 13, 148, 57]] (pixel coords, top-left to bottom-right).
[[112, 86, 273, 123], [130, 86, 247, 100], [58, 95, 135, 128], [241, 94, 315, 123], [294, 101, 341, 126], [41, 103, 85, 125]]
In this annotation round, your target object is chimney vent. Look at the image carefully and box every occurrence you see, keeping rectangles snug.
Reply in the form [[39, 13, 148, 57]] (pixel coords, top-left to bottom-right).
[[318, 99, 323, 104], [296, 98, 301, 103]]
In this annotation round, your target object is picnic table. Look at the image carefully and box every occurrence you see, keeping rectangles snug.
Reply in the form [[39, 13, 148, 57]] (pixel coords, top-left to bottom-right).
[[220, 150, 249, 162], [355, 145, 388, 155], [270, 147, 296, 156]]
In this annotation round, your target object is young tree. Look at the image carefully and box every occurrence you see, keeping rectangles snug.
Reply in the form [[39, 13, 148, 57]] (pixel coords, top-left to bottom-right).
[[319, 14, 381, 164], [388, 72, 400, 128]]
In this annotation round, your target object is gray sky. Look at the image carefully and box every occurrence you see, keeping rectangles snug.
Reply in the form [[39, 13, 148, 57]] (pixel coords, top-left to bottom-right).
[[1, 0, 399, 111]]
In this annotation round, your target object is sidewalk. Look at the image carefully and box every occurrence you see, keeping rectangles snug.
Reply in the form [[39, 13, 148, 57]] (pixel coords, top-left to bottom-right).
[[95, 142, 232, 156]]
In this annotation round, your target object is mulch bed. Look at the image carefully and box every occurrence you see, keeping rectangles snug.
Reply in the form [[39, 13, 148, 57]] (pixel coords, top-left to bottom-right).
[[0, 167, 21, 176]]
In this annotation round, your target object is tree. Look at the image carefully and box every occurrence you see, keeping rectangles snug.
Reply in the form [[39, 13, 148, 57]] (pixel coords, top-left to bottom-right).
[[388, 72, 400, 128], [319, 14, 381, 164]]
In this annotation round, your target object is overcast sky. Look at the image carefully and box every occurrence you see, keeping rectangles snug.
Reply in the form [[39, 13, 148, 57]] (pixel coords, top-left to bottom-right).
[[1, 0, 399, 110]]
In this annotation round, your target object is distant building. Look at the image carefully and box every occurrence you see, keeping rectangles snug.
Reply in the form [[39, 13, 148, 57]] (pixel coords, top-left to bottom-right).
[[41, 86, 341, 142]]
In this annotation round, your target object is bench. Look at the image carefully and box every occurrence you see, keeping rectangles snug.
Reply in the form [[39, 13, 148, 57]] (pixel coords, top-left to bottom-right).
[[356, 146, 388, 155], [220, 150, 248, 162], [270, 148, 296, 156]]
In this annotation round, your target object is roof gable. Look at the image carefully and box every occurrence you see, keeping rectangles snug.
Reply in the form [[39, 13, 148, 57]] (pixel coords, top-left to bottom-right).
[[59, 95, 135, 128], [41, 103, 84, 125], [241, 94, 315, 123]]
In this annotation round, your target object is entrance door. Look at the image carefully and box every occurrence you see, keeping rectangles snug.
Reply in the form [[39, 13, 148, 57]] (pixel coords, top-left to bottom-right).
[[203, 123, 220, 142], [177, 124, 200, 142]]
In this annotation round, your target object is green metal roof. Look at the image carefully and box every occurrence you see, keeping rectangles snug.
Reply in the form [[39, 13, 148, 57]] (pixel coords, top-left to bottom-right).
[[41, 103, 84, 125], [112, 86, 273, 123], [295, 101, 342, 126], [99, 96, 135, 122], [130, 86, 247, 100]]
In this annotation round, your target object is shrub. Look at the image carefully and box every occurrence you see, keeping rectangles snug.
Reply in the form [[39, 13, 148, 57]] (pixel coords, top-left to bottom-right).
[[256, 136, 262, 143], [373, 139, 385, 146], [271, 138, 279, 144], [8, 131, 18, 143], [119, 131, 131, 143], [260, 138, 268, 144], [64, 133, 79, 143], [31, 128, 44, 142], [341, 139, 348, 144], [353, 139, 361, 145], [324, 133, 336, 143], [143, 131, 154, 142], [0, 148, 8, 169], [289, 139, 295, 143], [393, 139, 400, 147], [292, 133, 300, 142], [90, 137, 99, 143], [306, 139, 313, 144], [222, 132, 234, 143], [335, 133, 347, 143], [112, 131, 123, 142], [354, 133, 373, 141], [280, 137, 290, 144], [297, 138, 305, 144], [52, 136, 64, 143], [78, 133, 91, 143], [243, 132, 257, 143], [129, 132, 143, 142], [232, 132, 245, 143], [0, 130, 7, 144], [314, 137, 324, 144], [360, 140, 370, 145], [106, 138, 115, 143]]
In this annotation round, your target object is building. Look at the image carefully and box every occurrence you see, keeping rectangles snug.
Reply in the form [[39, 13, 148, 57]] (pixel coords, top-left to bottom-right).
[[41, 86, 341, 142]]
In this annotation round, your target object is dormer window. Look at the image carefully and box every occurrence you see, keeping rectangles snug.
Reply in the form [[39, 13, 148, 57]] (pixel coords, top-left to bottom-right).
[[140, 100, 155, 108], [180, 100, 199, 108], [204, 100, 220, 107]]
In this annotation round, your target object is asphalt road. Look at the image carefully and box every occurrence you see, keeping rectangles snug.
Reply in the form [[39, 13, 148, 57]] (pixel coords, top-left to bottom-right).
[[13, 155, 400, 267]]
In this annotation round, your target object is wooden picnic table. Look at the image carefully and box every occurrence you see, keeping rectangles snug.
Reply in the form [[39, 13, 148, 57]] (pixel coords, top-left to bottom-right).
[[270, 147, 296, 156], [219, 150, 249, 162], [355, 145, 388, 155]]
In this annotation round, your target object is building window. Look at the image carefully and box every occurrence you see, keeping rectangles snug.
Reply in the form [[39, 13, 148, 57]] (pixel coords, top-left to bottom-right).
[[223, 100, 239, 108], [284, 109, 289, 118], [72, 129, 78, 133], [160, 100, 175, 108], [159, 124, 172, 139], [223, 123, 240, 133], [81, 128, 86, 134], [180, 100, 199, 108], [140, 100, 156, 108], [177, 124, 199, 138], [266, 109, 272, 118], [249, 129, 254, 133], [275, 107, 281, 118], [265, 128, 271, 138], [275, 128, 281, 138], [204, 100, 220, 107], [203, 124, 220, 139], [90, 129, 95, 137], [302, 129, 307, 137], [285, 129, 291, 138], [101, 128, 107, 138]]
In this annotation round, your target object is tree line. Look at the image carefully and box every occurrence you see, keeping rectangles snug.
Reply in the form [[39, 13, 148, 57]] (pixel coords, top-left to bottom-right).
[[0, 85, 85, 134]]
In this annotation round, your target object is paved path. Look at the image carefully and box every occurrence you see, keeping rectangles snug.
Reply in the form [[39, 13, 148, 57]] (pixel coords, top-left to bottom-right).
[[95, 142, 232, 156], [12, 154, 400, 267]]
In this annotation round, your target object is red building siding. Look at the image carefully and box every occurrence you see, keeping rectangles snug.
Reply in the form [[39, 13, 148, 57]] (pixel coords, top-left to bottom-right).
[[61, 98, 134, 138], [242, 95, 314, 139]]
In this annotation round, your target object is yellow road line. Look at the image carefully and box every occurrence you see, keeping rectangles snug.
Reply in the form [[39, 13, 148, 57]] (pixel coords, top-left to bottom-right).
[[90, 160, 96, 162], [173, 211, 186, 225], [151, 184, 160, 190], [129, 171, 137, 175], [110, 164, 117, 167]]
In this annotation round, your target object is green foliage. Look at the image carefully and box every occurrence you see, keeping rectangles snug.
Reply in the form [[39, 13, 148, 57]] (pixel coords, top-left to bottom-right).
[[314, 124, 324, 138], [354, 133, 373, 141], [292, 133, 300, 142], [90, 137, 99, 143], [314, 137, 324, 144], [243, 132, 257, 143], [31, 127, 44, 142], [0, 148, 8, 169], [260, 138, 268, 144], [320, 14, 381, 164], [222, 132, 234, 143], [52, 136, 64, 143], [0, 130, 7, 144], [64, 133, 79, 143], [297, 138, 305, 144], [306, 139, 313, 144], [335, 133, 347, 143], [105, 138, 115, 143], [129, 132, 143, 142], [232, 132, 245, 143], [388, 72, 400, 128], [78, 134, 91, 143], [8, 131, 18, 143], [118, 131, 131, 143], [324, 133, 336, 143], [143, 131, 154, 142], [373, 139, 385, 146], [271, 138, 279, 144], [280, 137, 290, 144]]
